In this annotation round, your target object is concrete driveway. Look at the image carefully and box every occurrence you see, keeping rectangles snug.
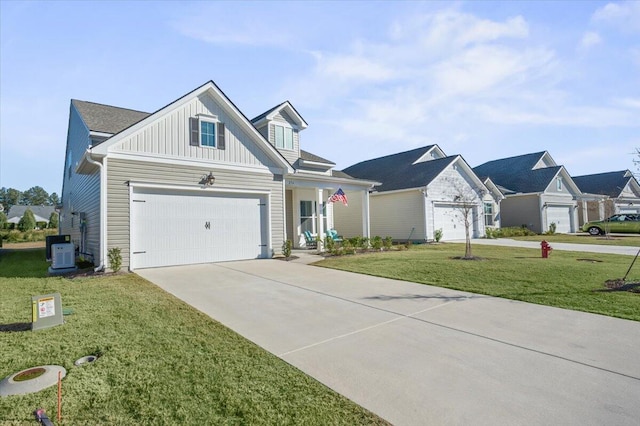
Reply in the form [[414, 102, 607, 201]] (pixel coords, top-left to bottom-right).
[[137, 260, 640, 425]]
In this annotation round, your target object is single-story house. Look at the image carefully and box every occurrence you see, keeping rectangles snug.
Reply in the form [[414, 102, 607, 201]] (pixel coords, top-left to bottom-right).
[[6, 205, 56, 225], [473, 151, 581, 234], [334, 145, 498, 242], [572, 170, 640, 226], [60, 81, 376, 270]]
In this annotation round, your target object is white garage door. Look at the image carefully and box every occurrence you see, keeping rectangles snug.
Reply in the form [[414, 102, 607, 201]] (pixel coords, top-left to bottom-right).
[[131, 188, 267, 269], [546, 206, 571, 233], [434, 205, 467, 241]]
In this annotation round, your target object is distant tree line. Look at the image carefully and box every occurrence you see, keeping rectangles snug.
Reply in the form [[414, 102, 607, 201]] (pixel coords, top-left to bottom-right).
[[0, 186, 59, 212]]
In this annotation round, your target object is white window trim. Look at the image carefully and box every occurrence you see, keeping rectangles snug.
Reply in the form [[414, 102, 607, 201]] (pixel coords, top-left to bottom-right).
[[273, 123, 294, 151], [198, 114, 218, 149], [557, 177, 563, 191]]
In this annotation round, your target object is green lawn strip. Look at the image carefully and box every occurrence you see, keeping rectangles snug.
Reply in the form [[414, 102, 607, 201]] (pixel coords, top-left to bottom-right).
[[0, 250, 387, 425], [508, 234, 640, 247], [316, 244, 640, 321]]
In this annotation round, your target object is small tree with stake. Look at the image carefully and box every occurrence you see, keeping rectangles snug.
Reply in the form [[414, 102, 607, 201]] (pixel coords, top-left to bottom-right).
[[446, 177, 485, 259]]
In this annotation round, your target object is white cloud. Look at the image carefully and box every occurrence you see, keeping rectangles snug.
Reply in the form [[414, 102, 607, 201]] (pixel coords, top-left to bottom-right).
[[172, 8, 291, 47], [592, 1, 640, 32], [614, 97, 640, 109], [579, 31, 602, 50]]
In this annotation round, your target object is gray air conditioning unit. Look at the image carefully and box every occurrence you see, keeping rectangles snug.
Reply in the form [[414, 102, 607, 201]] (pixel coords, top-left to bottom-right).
[[51, 243, 75, 269]]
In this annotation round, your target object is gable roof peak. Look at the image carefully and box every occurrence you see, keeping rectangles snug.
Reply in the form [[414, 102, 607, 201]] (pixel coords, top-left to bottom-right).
[[250, 100, 308, 129]]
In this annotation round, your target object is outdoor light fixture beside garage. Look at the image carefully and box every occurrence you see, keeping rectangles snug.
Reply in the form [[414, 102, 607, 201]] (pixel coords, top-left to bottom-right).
[[202, 172, 215, 186]]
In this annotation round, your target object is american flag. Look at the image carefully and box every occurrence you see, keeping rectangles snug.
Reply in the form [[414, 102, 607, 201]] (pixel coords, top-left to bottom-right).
[[328, 188, 348, 206]]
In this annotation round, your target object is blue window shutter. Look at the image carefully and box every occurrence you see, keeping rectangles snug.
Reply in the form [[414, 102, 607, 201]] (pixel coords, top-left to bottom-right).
[[189, 117, 199, 146], [217, 122, 225, 150]]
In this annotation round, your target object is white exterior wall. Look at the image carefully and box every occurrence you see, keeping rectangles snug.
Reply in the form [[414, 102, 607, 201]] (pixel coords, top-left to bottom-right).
[[540, 193, 578, 233], [60, 105, 102, 264], [425, 166, 485, 239]]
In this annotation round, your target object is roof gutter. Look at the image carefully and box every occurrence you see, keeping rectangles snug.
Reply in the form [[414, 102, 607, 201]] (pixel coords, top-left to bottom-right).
[[83, 149, 107, 272]]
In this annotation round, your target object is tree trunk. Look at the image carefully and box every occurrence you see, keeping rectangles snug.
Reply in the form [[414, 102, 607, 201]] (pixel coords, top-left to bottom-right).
[[464, 215, 472, 259]]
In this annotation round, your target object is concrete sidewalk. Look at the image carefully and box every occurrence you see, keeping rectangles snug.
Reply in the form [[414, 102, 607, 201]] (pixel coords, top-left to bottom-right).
[[137, 260, 640, 426], [472, 237, 640, 255]]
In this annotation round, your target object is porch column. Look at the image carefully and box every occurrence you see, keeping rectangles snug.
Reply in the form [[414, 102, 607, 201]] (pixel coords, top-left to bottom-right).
[[316, 188, 325, 252], [581, 200, 588, 225], [599, 201, 605, 220], [362, 190, 371, 238]]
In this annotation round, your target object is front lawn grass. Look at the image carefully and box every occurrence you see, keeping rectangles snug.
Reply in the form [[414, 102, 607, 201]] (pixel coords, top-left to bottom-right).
[[0, 249, 387, 425], [508, 233, 640, 246], [316, 244, 640, 321]]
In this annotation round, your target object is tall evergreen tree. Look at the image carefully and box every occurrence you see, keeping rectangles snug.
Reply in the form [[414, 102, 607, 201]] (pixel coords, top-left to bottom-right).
[[48, 211, 59, 229], [18, 208, 36, 231]]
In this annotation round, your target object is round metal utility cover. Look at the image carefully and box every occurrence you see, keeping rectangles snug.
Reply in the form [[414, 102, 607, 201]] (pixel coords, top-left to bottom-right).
[[0, 365, 66, 397]]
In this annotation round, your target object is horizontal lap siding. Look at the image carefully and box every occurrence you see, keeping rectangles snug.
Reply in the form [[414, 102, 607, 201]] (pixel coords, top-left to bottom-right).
[[107, 158, 284, 270], [60, 106, 102, 264], [371, 191, 425, 240]]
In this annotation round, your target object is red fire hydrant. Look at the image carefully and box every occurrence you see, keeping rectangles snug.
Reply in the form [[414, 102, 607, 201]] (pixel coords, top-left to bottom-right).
[[541, 240, 553, 258]]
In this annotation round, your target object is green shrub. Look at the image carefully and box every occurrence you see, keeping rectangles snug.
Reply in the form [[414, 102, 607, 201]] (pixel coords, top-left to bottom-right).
[[371, 236, 383, 250], [325, 236, 335, 254], [383, 237, 393, 250], [108, 247, 122, 273], [342, 240, 356, 255], [488, 226, 537, 238], [546, 222, 557, 235], [281, 239, 292, 258], [434, 228, 443, 242]]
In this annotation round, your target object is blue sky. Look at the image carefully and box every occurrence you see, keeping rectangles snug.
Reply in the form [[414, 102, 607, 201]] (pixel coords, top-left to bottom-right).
[[1, 0, 639, 196]]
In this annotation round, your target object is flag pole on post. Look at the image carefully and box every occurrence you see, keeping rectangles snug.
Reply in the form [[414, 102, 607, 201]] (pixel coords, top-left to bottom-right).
[[328, 188, 348, 206]]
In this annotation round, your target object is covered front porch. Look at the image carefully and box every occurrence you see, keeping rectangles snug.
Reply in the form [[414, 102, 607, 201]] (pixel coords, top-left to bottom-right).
[[284, 174, 376, 250]]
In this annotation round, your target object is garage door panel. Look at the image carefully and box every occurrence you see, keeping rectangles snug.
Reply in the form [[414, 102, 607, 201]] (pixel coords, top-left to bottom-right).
[[434, 205, 467, 241], [131, 190, 266, 269], [546, 206, 571, 234]]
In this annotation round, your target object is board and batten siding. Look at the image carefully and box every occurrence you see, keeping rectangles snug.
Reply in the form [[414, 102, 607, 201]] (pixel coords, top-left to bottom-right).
[[112, 93, 275, 168], [107, 158, 285, 270], [267, 124, 300, 164], [60, 105, 102, 264], [370, 190, 426, 241]]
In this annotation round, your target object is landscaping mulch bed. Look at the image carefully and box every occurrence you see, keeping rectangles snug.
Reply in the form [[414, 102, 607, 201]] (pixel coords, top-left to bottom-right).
[[603, 279, 640, 293]]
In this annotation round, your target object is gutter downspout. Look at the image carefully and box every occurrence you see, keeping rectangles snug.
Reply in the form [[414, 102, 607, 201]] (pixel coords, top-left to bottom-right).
[[84, 149, 106, 272]]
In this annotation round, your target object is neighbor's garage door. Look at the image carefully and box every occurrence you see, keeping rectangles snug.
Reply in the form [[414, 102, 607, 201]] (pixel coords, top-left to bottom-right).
[[434, 205, 467, 240], [546, 206, 571, 233], [131, 188, 267, 269]]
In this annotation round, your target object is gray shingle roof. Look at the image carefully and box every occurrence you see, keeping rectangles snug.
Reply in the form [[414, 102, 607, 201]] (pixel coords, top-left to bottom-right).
[[473, 152, 560, 193], [572, 170, 632, 197], [343, 146, 458, 192], [7, 205, 56, 221], [300, 150, 335, 165], [72, 99, 150, 135]]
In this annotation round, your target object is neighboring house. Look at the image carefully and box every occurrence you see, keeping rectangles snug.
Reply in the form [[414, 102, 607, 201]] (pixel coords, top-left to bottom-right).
[[572, 170, 640, 226], [61, 81, 375, 271], [473, 151, 581, 234], [6, 205, 56, 225], [335, 145, 494, 242]]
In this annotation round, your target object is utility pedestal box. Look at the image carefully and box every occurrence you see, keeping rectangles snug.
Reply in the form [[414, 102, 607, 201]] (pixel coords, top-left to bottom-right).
[[32, 293, 64, 331]]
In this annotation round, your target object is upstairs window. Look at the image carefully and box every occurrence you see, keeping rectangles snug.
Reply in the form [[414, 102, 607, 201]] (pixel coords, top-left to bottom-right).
[[274, 125, 294, 150], [200, 120, 216, 147], [190, 116, 225, 149], [556, 177, 563, 191]]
